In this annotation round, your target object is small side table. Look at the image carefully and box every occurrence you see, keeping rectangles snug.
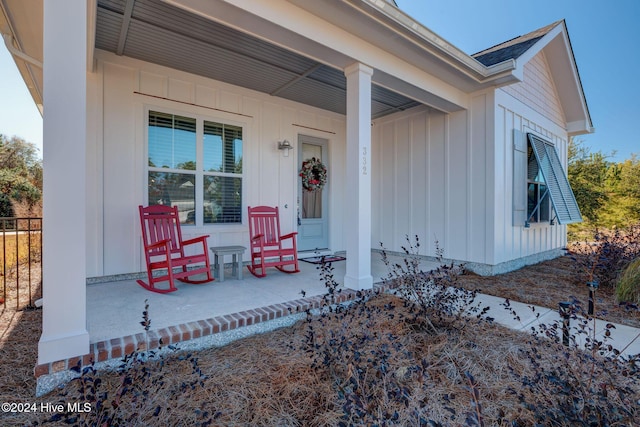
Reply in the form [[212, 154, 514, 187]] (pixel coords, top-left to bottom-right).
[[209, 245, 246, 282]]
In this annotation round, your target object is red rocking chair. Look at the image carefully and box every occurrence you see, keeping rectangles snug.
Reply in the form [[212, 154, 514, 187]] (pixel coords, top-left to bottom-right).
[[138, 205, 213, 293], [247, 205, 300, 277]]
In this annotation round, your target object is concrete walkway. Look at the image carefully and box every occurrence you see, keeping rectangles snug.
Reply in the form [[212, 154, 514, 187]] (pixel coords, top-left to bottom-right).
[[474, 293, 640, 357]]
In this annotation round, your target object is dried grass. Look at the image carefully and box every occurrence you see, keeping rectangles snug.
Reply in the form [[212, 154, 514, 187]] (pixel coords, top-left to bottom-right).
[[617, 258, 640, 304], [1, 262, 42, 310], [1, 255, 639, 425], [1, 228, 42, 309]]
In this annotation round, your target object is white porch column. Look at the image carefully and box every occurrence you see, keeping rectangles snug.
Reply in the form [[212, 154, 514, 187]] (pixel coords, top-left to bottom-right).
[[38, 0, 89, 364], [344, 63, 374, 290]]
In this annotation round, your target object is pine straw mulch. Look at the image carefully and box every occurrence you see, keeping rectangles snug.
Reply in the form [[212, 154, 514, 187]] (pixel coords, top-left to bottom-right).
[[1, 255, 639, 426], [456, 254, 640, 328], [0, 263, 42, 425]]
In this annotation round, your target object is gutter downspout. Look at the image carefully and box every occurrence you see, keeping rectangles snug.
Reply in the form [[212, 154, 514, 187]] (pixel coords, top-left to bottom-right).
[[2, 33, 42, 68]]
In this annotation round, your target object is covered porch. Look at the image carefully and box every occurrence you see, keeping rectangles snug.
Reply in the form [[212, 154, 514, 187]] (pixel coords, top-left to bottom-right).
[[1, 0, 520, 371], [32, 252, 440, 382], [86, 252, 438, 345]]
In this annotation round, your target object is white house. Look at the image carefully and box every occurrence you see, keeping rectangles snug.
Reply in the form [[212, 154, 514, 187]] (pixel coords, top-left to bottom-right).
[[1, 0, 591, 370]]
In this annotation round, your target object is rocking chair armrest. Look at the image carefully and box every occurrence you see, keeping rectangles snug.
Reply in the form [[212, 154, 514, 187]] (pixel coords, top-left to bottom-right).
[[145, 239, 171, 251], [280, 232, 298, 240], [250, 233, 265, 242], [181, 235, 210, 246], [250, 234, 267, 250]]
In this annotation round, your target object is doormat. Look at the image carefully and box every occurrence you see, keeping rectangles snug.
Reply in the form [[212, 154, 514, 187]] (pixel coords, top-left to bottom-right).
[[300, 255, 346, 264]]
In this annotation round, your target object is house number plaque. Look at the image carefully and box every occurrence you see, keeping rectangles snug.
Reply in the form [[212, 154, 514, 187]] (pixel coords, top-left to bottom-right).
[[361, 146, 368, 175]]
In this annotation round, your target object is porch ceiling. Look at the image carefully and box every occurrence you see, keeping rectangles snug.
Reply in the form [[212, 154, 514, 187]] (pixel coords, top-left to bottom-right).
[[95, 0, 422, 118]]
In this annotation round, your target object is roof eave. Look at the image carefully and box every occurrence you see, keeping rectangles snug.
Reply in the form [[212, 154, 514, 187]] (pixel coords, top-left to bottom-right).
[[291, 0, 518, 89], [0, 0, 97, 113], [0, 0, 44, 114], [512, 21, 594, 134], [359, 0, 524, 84], [567, 121, 595, 137]]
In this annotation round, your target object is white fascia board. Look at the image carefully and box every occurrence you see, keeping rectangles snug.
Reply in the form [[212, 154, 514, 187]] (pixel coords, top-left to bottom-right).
[[164, 0, 472, 109], [0, 0, 44, 111], [373, 69, 465, 112], [548, 31, 592, 131], [309, 0, 518, 87], [357, 0, 519, 84], [1, 0, 95, 108], [509, 61, 525, 83], [357, 0, 489, 75], [567, 120, 595, 136], [514, 21, 593, 132], [486, 58, 518, 76], [513, 22, 565, 66]]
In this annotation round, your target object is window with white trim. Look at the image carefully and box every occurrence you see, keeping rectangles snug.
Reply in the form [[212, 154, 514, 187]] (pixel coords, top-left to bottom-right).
[[147, 110, 243, 225]]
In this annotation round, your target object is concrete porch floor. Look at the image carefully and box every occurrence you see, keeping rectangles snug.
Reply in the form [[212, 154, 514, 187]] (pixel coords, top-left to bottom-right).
[[86, 252, 437, 344], [36, 251, 640, 395]]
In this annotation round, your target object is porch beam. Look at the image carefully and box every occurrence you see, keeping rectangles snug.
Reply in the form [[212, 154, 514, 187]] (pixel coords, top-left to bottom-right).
[[270, 63, 322, 96], [116, 0, 136, 55], [39, 0, 89, 365], [344, 62, 373, 290]]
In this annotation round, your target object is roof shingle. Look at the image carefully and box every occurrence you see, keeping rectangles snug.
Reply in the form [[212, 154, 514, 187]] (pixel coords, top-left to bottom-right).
[[472, 20, 563, 66]]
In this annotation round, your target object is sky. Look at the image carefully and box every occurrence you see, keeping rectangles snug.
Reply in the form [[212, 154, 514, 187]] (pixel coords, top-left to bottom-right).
[[0, 45, 42, 155], [0, 1, 638, 161], [395, 0, 640, 162]]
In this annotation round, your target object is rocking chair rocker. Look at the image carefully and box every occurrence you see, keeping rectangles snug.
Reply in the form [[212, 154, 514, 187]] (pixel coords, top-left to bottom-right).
[[247, 205, 300, 277], [138, 205, 214, 293]]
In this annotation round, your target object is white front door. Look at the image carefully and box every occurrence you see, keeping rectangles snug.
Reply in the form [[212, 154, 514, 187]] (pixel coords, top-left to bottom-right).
[[297, 135, 329, 251]]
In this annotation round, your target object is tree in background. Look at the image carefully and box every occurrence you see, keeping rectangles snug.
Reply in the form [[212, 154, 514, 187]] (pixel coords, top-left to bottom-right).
[[602, 155, 640, 226], [567, 139, 609, 224], [0, 134, 42, 217], [568, 138, 640, 235], [0, 193, 14, 218]]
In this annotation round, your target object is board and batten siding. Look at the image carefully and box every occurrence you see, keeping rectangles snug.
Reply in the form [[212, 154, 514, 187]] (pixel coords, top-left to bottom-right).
[[372, 65, 571, 273], [493, 86, 569, 267], [490, 50, 570, 268], [88, 50, 346, 277], [371, 105, 492, 265]]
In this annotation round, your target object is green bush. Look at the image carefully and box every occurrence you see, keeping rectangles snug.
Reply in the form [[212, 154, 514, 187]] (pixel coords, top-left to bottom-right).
[[0, 193, 14, 218], [617, 258, 640, 304]]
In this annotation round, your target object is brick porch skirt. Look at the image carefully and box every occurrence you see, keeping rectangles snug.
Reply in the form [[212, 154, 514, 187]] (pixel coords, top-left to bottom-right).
[[34, 281, 397, 378]]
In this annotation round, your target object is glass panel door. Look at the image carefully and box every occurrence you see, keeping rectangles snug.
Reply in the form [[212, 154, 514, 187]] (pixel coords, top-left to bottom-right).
[[298, 135, 329, 251]]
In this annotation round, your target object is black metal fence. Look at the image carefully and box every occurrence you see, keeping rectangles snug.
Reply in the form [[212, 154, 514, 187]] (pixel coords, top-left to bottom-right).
[[1, 217, 42, 310]]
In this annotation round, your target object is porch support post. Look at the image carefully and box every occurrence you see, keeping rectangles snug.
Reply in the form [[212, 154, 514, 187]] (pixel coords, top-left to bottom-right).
[[344, 62, 373, 290], [38, 0, 89, 364]]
